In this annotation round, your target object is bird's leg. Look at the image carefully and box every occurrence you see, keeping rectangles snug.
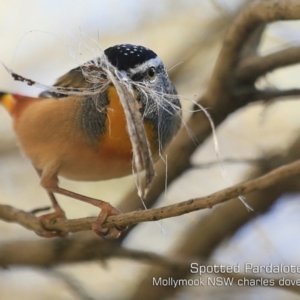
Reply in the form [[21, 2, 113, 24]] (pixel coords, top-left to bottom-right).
[[34, 169, 68, 237], [48, 187, 123, 239], [36, 191, 68, 238], [40, 168, 125, 239]]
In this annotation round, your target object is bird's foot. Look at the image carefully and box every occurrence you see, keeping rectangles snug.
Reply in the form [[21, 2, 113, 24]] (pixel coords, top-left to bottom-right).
[[92, 204, 126, 239], [32, 204, 68, 238]]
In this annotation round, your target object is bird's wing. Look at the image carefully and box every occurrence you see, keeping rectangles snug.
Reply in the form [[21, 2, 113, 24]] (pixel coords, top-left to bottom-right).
[[39, 66, 90, 98]]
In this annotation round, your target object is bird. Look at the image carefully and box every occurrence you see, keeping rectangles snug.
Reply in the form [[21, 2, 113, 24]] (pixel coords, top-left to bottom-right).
[[0, 43, 182, 238]]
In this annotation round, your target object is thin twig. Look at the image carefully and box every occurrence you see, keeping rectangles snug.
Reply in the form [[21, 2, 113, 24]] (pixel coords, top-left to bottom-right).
[[192, 157, 264, 168], [236, 46, 300, 83], [48, 270, 97, 300], [233, 87, 300, 101], [1, 158, 300, 234], [253, 88, 300, 101]]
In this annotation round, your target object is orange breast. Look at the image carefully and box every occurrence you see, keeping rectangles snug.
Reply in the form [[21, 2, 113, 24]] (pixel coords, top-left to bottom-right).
[[97, 86, 133, 160], [97, 86, 158, 161]]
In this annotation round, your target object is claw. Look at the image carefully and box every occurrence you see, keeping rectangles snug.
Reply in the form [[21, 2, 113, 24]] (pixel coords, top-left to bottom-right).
[[91, 204, 126, 239], [33, 205, 68, 238]]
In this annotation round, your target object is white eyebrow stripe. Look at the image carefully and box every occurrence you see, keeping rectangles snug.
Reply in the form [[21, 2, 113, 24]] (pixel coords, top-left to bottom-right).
[[128, 57, 162, 75]]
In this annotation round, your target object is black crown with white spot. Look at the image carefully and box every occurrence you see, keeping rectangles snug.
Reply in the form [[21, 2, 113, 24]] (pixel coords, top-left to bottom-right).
[[104, 44, 157, 71]]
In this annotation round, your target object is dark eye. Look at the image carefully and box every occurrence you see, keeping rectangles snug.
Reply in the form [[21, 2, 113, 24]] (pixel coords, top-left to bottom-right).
[[147, 67, 157, 82]]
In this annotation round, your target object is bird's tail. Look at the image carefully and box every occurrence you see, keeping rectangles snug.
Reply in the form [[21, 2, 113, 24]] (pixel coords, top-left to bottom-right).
[[0, 92, 16, 115]]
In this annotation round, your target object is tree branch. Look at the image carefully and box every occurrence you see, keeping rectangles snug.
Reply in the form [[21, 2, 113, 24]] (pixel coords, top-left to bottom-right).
[[206, 0, 300, 96], [239, 23, 266, 58], [192, 157, 265, 168], [254, 88, 300, 101], [2, 158, 300, 235], [0, 236, 185, 269], [234, 87, 300, 101], [236, 46, 300, 83], [0, 236, 299, 294]]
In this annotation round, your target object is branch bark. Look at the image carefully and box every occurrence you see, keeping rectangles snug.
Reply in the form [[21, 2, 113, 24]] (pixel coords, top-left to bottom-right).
[[0, 236, 299, 295], [2, 158, 300, 235], [0, 236, 184, 268], [236, 46, 300, 83]]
